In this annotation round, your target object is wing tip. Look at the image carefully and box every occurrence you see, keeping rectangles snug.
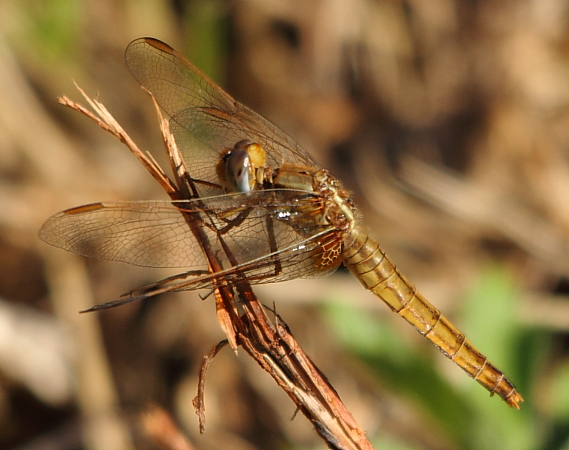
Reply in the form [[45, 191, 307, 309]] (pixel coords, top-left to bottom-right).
[[79, 294, 145, 313], [127, 37, 174, 55]]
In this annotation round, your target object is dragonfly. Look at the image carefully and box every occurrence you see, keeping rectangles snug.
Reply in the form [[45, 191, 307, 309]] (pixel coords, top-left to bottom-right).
[[40, 37, 523, 408]]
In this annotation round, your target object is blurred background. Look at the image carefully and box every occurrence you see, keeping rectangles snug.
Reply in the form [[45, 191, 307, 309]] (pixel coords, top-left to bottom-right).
[[1, 0, 568, 449]]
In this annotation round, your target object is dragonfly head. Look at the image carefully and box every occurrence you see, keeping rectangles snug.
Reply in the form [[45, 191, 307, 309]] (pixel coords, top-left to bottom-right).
[[217, 140, 267, 193]]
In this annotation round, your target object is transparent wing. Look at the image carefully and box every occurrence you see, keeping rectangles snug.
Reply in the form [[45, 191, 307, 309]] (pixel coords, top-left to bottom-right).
[[39, 190, 340, 282], [125, 37, 319, 196], [82, 224, 342, 311]]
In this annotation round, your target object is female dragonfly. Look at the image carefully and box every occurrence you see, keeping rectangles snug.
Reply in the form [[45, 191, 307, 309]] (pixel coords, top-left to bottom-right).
[[40, 38, 523, 408]]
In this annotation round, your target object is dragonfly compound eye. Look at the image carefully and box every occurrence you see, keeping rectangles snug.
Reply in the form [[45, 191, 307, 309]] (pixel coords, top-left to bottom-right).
[[218, 141, 267, 193]]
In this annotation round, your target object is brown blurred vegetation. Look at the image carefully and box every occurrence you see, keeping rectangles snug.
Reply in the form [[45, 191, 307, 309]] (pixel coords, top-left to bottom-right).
[[1, 0, 569, 449]]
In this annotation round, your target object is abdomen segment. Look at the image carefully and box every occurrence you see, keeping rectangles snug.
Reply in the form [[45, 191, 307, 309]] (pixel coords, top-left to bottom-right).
[[342, 228, 523, 408]]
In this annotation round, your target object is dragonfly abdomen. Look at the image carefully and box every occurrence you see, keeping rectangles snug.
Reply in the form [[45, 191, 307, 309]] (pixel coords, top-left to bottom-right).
[[342, 227, 523, 408]]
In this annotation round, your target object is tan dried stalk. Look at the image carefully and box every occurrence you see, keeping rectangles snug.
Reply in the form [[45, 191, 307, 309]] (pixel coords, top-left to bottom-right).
[[59, 85, 374, 450]]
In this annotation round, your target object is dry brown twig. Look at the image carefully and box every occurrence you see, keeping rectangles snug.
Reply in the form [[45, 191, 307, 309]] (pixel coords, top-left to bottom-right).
[[58, 85, 374, 450]]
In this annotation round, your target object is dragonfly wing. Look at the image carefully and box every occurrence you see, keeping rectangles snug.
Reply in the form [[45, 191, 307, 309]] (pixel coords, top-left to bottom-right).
[[125, 38, 237, 122], [39, 190, 340, 276], [39, 200, 209, 268], [125, 37, 319, 197], [84, 224, 341, 312], [127, 226, 341, 297]]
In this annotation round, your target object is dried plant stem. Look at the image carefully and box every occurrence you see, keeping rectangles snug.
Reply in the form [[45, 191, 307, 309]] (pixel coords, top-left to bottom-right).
[[59, 86, 374, 450]]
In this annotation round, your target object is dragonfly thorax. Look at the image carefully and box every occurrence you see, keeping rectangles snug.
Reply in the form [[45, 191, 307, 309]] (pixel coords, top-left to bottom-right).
[[312, 169, 356, 230], [272, 164, 356, 233], [218, 139, 356, 236]]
